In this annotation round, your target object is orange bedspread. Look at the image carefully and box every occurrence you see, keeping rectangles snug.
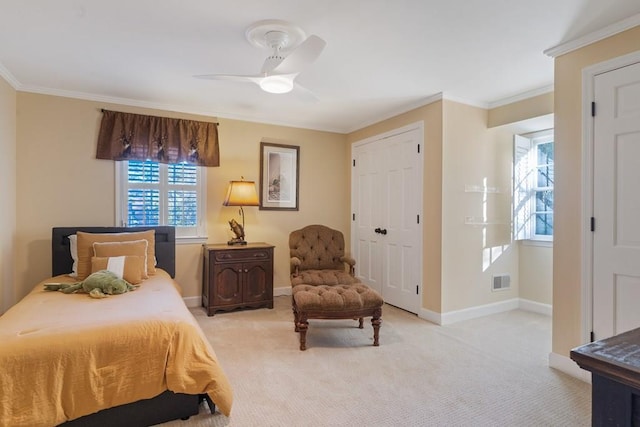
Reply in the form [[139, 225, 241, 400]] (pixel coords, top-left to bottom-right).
[[0, 270, 233, 426]]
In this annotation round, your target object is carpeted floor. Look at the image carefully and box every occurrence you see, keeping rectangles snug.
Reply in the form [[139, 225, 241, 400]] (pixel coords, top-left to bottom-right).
[[160, 296, 591, 427]]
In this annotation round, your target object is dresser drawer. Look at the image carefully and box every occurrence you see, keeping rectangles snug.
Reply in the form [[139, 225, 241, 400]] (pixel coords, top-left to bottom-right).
[[214, 249, 270, 262]]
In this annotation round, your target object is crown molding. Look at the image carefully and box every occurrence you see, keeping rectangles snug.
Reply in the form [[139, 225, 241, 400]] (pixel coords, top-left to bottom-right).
[[0, 62, 20, 89], [17, 84, 350, 133], [488, 84, 554, 109], [345, 93, 445, 134], [544, 13, 640, 58], [441, 93, 488, 109], [346, 92, 494, 134]]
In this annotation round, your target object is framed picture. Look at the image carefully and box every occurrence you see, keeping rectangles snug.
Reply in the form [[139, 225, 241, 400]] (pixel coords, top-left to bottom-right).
[[259, 142, 299, 210]]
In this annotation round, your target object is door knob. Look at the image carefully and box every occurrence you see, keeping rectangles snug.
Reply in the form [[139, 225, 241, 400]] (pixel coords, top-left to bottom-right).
[[381, 228, 387, 235], [374, 228, 381, 234]]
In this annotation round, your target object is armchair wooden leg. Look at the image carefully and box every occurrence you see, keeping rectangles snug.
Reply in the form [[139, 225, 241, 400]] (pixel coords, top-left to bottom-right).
[[358, 317, 364, 329], [371, 308, 382, 347], [298, 314, 309, 351]]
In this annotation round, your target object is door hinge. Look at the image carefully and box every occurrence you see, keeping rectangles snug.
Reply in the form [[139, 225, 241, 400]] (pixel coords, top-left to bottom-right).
[[417, 144, 420, 153], [352, 213, 355, 221], [416, 285, 419, 295], [590, 331, 595, 342], [590, 217, 595, 232], [591, 102, 596, 117], [353, 159, 356, 167], [417, 214, 420, 224]]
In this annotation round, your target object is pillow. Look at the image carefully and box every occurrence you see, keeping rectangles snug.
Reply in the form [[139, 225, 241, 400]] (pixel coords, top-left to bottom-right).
[[68, 234, 78, 277], [91, 255, 145, 284], [92, 240, 149, 278], [76, 230, 156, 280]]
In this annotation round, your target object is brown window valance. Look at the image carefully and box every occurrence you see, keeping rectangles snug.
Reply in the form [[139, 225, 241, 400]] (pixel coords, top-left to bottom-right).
[[96, 109, 220, 166]]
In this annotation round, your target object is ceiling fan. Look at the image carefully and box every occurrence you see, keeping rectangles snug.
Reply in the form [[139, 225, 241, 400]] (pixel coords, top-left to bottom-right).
[[195, 20, 326, 95]]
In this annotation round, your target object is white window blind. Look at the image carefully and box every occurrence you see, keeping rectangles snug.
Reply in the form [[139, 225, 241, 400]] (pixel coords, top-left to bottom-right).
[[116, 160, 206, 239], [513, 134, 531, 240], [513, 130, 554, 241]]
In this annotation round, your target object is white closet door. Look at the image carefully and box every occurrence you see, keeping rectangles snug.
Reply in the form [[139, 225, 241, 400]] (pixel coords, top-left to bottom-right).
[[352, 125, 423, 314], [592, 61, 640, 340]]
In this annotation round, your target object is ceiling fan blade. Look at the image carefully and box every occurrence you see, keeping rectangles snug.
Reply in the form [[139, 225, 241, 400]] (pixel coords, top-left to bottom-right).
[[293, 82, 319, 102], [193, 74, 262, 84], [271, 35, 326, 75]]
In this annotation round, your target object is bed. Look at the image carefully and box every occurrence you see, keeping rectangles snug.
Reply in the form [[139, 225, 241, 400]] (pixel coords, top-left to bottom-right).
[[0, 226, 233, 427]]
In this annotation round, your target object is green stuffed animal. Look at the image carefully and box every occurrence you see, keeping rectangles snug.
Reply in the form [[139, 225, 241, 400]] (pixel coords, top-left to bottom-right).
[[44, 270, 138, 298]]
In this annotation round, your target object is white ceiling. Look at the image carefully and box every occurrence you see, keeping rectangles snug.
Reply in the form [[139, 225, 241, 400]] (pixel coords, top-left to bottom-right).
[[1, 1, 639, 133]]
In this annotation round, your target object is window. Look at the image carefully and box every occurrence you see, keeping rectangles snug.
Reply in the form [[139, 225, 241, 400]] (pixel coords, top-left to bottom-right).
[[116, 160, 206, 240], [513, 129, 554, 241]]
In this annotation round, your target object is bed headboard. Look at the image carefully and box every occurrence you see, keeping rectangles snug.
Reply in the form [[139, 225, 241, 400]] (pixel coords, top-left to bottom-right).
[[52, 226, 176, 278]]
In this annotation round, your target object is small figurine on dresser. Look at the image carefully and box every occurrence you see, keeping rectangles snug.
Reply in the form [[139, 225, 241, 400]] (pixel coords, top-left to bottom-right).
[[227, 218, 247, 245]]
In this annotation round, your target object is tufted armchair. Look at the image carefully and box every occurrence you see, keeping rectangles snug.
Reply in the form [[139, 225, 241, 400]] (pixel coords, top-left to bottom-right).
[[289, 225, 359, 287]]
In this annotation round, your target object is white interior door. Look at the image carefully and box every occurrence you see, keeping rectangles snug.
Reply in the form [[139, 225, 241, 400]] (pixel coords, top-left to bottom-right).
[[352, 125, 423, 314], [592, 61, 640, 340], [353, 140, 384, 294]]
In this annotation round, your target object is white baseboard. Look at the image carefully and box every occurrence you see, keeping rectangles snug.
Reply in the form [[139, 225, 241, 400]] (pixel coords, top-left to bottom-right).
[[441, 298, 520, 325], [549, 352, 591, 383], [183, 296, 200, 308], [518, 298, 552, 316], [274, 286, 292, 297], [419, 298, 551, 326], [418, 308, 442, 325]]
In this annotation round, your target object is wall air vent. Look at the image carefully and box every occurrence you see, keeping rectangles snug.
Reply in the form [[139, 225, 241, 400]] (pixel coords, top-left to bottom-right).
[[492, 274, 511, 291]]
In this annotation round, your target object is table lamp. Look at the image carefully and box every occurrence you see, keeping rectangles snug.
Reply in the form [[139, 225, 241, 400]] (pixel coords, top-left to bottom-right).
[[222, 177, 259, 245]]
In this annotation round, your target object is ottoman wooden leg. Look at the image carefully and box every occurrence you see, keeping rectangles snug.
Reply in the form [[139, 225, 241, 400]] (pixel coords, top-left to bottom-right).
[[371, 308, 382, 347], [293, 306, 300, 332], [298, 313, 309, 351], [358, 317, 364, 329]]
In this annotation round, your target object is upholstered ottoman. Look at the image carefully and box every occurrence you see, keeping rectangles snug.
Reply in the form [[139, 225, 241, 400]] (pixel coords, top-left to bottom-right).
[[292, 283, 383, 351]]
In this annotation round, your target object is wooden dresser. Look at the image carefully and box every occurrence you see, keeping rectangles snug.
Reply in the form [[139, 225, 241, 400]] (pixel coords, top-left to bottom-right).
[[571, 327, 640, 426], [202, 243, 274, 316]]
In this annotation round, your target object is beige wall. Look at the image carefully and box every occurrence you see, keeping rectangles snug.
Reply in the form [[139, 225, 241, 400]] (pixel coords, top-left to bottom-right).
[[519, 243, 552, 305], [553, 26, 640, 357], [0, 76, 16, 314], [7, 74, 555, 318], [488, 108, 555, 308], [348, 102, 443, 312], [488, 92, 554, 128], [13, 93, 348, 305], [441, 101, 518, 311]]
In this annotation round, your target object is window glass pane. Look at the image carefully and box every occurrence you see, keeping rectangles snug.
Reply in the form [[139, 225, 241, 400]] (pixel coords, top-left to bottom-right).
[[535, 190, 554, 212], [535, 213, 553, 236], [537, 142, 554, 164], [168, 163, 197, 185], [128, 160, 159, 183], [127, 189, 159, 226], [536, 165, 554, 187], [536, 142, 554, 187], [168, 190, 198, 226]]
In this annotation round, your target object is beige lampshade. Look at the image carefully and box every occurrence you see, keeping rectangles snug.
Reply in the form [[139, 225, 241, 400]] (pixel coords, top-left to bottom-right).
[[222, 180, 259, 206]]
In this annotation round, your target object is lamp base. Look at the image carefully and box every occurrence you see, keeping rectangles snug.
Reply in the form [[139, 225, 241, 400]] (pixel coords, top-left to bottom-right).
[[227, 238, 248, 246]]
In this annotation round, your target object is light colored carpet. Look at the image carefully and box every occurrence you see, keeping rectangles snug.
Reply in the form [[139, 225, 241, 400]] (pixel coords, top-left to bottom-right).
[[160, 296, 591, 427]]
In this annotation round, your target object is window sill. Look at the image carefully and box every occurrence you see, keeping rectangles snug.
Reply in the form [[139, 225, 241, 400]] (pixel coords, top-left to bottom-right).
[[176, 236, 208, 245], [520, 239, 553, 248]]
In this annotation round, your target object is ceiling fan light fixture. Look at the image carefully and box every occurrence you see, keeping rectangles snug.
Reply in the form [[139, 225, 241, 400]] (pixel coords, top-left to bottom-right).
[[259, 75, 293, 94]]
